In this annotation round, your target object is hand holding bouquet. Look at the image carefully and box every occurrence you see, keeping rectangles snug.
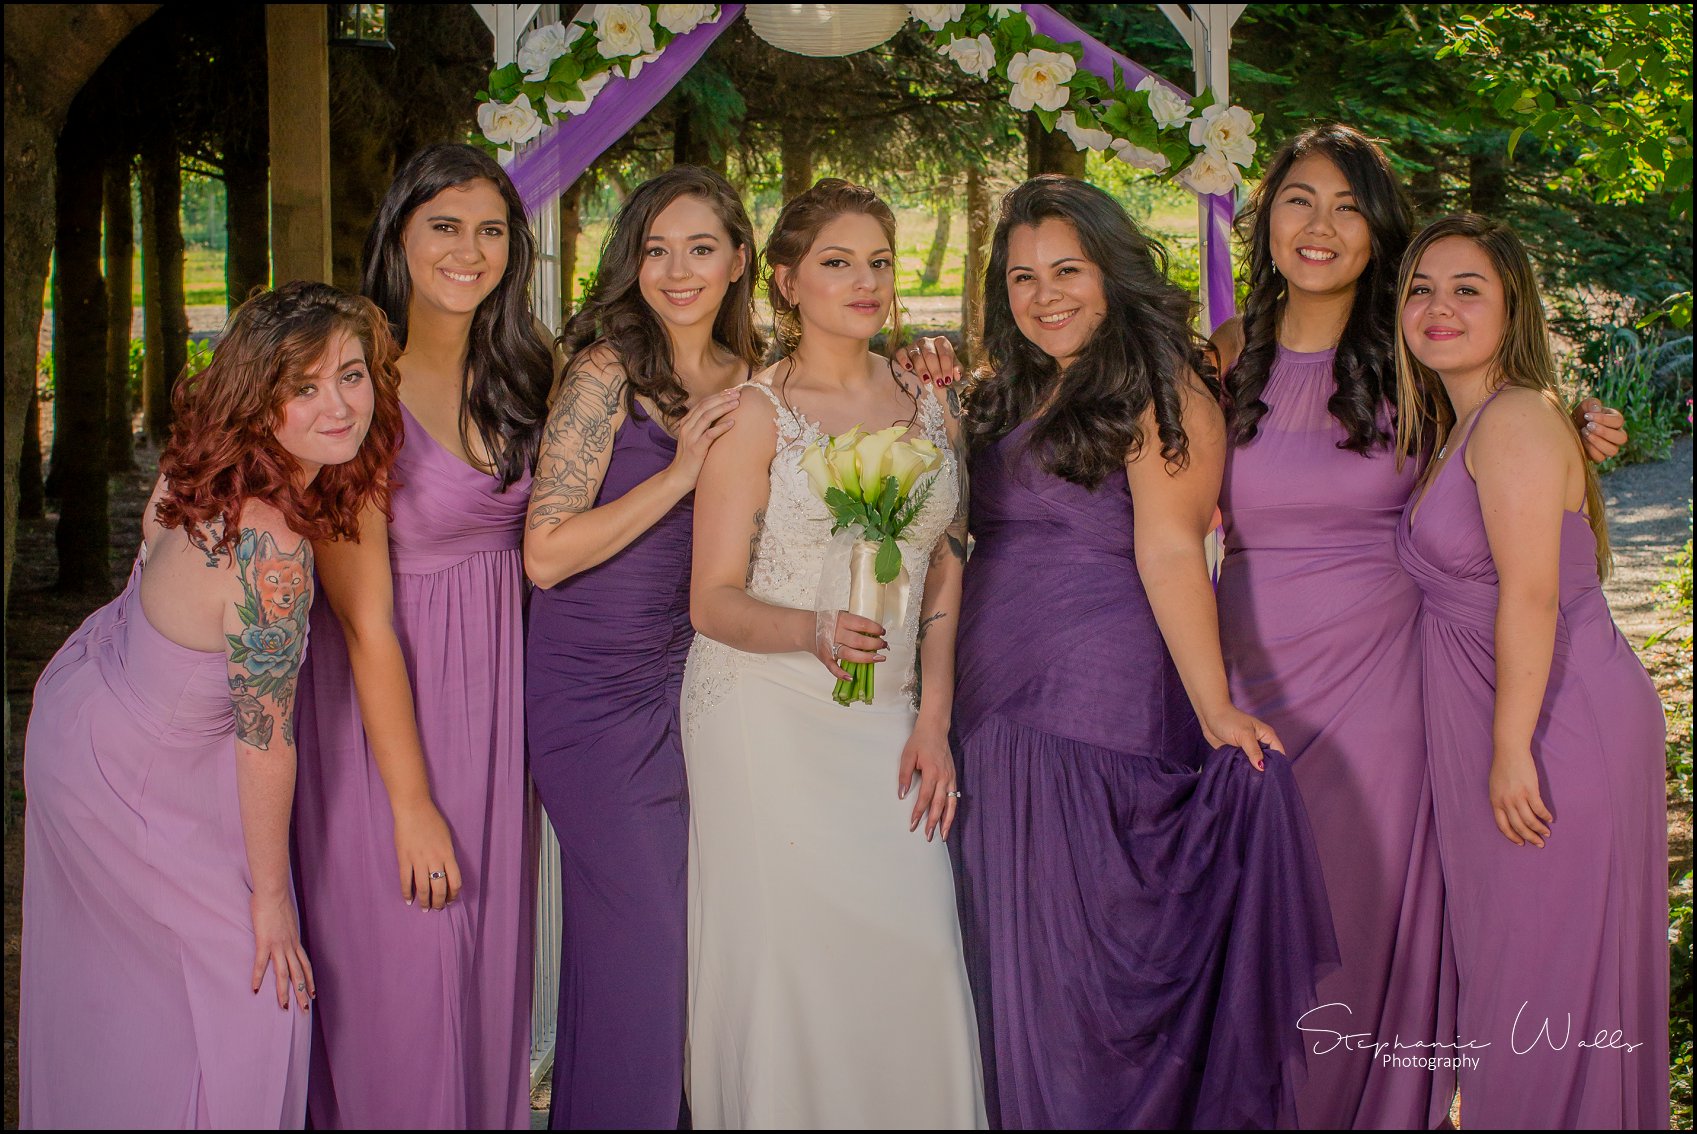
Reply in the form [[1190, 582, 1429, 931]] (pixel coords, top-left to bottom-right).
[[799, 425, 944, 705]]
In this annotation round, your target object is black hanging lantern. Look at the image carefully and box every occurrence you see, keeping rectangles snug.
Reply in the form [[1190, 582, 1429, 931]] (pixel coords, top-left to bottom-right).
[[329, 4, 393, 49]]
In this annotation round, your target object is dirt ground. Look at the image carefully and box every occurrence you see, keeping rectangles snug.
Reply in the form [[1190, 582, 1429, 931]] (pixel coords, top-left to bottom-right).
[[3, 443, 1691, 1128]]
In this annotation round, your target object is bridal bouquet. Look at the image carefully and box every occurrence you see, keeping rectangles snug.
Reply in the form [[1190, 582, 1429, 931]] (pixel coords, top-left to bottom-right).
[[799, 425, 944, 706]]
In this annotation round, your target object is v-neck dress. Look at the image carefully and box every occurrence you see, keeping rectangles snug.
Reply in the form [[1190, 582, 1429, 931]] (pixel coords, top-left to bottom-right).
[[293, 402, 534, 1128]]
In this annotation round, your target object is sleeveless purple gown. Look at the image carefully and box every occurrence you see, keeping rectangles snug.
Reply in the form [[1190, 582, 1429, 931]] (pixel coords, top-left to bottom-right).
[[1397, 391, 1669, 1129], [950, 421, 1339, 1129], [1218, 345, 1455, 1128], [293, 403, 534, 1129], [21, 551, 312, 1128], [525, 401, 692, 1129]]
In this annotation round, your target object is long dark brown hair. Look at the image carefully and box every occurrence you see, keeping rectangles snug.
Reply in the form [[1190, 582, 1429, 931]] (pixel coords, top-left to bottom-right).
[[968, 175, 1208, 486], [360, 143, 551, 489], [557, 165, 765, 417], [1394, 214, 1611, 579], [156, 281, 403, 548], [1228, 124, 1412, 453]]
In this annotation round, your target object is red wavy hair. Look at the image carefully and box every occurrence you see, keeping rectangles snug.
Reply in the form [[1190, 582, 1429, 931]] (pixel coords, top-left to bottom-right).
[[154, 281, 404, 549]]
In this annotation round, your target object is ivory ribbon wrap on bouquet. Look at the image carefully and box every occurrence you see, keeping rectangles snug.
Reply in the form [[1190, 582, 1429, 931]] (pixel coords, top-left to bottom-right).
[[817, 526, 911, 703]]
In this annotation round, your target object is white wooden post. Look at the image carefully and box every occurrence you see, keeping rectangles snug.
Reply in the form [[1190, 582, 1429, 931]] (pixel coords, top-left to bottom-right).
[[1156, 3, 1243, 332], [472, 3, 564, 1095]]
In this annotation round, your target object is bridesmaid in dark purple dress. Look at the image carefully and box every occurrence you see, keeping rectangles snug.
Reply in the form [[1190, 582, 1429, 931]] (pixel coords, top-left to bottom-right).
[[951, 176, 1337, 1129], [1394, 215, 1668, 1129], [522, 168, 760, 1129]]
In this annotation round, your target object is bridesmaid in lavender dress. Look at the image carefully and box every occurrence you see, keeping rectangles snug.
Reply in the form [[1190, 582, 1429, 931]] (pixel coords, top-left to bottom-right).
[[952, 177, 1336, 1130], [1211, 125, 1629, 1129], [1394, 215, 1668, 1129], [521, 167, 758, 1129], [292, 145, 552, 1128], [21, 283, 401, 1128]]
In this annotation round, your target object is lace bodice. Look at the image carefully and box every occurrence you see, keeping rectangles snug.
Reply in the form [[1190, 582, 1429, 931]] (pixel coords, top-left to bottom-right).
[[684, 380, 960, 734]]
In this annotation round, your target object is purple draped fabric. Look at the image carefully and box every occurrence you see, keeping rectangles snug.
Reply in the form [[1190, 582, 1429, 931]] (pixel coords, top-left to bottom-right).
[[508, 6, 744, 214], [505, 3, 1237, 328]]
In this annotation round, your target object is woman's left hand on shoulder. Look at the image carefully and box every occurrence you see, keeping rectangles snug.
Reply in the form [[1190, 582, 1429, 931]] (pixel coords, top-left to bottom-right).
[[899, 337, 965, 388], [899, 718, 960, 842]]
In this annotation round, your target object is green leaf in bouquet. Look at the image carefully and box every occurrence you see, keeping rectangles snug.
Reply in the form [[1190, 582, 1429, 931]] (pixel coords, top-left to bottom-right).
[[824, 486, 857, 513], [876, 475, 899, 525], [875, 537, 902, 585]]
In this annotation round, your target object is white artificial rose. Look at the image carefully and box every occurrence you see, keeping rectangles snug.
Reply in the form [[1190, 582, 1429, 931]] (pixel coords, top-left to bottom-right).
[[1110, 137, 1170, 172], [941, 33, 995, 80], [908, 4, 966, 31], [1057, 110, 1114, 152], [1136, 75, 1191, 131], [987, 3, 1022, 19], [477, 94, 544, 146], [593, 3, 657, 59], [1005, 48, 1077, 113], [544, 69, 611, 118], [517, 21, 572, 81], [1188, 103, 1258, 167], [1175, 149, 1242, 196], [657, 4, 715, 35]]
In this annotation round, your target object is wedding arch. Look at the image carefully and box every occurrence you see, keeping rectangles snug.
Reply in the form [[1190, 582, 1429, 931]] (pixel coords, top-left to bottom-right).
[[467, 2, 1251, 1083], [472, 4, 1250, 334]]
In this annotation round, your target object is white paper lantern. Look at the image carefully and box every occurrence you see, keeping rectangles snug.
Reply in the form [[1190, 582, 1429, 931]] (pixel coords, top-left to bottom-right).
[[745, 4, 908, 57]]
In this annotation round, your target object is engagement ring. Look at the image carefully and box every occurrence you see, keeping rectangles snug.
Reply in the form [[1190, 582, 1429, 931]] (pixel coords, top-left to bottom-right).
[[946, 790, 963, 798], [830, 642, 841, 661]]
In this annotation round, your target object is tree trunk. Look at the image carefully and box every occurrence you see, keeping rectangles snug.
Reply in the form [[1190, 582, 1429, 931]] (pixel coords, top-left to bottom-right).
[[962, 165, 992, 363], [222, 3, 270, 305], [140, 134, 188, 445], [919, 195, 952, 291], [104, 158, 136, 470], [559, 177, 584, 318], [1468, 144, 1507, 217], [53, 119, 113, 595], [20, 382, 44, 520], [1026, 113, 1086, 178], [781, 122, 813, 204]]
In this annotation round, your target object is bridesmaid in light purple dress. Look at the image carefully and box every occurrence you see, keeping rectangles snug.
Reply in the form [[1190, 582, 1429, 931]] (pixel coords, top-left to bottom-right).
[[1394, 215, 1667, 1129], [21, 283, 402, 1128], [1213, 125, 1629, 1129], [292, 145, 551, 1128]]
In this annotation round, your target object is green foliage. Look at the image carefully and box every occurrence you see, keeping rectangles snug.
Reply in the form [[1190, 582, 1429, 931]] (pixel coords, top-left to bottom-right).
[[1576, 327, 1693, 470], [1438, 4, 1694, 220]]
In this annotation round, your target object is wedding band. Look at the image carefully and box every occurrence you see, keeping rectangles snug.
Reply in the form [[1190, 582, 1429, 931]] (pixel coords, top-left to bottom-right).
[[429, 871, 446, 880], [830, 641, 841, 661]]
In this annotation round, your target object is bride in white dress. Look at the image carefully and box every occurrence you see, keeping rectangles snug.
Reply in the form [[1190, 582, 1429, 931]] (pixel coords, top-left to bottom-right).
[[683, 179, 985, 1129]]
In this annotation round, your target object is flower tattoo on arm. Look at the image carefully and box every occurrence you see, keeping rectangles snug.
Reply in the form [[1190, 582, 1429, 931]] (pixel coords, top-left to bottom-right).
[[528, 366, 627, 531], [224, 528, 313, 750]]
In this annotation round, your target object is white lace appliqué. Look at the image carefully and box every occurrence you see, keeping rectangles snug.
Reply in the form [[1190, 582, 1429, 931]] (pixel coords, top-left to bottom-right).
[[683, 383, 958, 737]]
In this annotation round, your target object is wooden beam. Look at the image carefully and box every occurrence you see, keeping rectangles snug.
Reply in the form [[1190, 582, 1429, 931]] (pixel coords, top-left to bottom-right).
[[267, 4, 330, 285]]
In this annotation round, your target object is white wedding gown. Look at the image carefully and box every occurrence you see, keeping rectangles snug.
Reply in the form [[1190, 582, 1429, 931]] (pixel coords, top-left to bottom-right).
[[682, 381, 986, 1129]]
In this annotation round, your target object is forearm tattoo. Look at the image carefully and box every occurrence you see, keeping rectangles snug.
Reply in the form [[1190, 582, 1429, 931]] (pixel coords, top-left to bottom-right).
[[224, 528, 313, 750], [529, 367, 626, 531]]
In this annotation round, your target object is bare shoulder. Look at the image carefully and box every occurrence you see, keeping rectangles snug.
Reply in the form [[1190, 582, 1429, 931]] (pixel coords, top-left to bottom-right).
[[1208, 315, 1246, 373], [563, 343, 629, 391], [1474, 386, 1575, 450]]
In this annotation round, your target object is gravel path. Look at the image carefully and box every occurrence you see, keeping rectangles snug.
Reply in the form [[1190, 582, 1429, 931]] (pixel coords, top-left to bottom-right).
[[1601, 441, 1693, 645]]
